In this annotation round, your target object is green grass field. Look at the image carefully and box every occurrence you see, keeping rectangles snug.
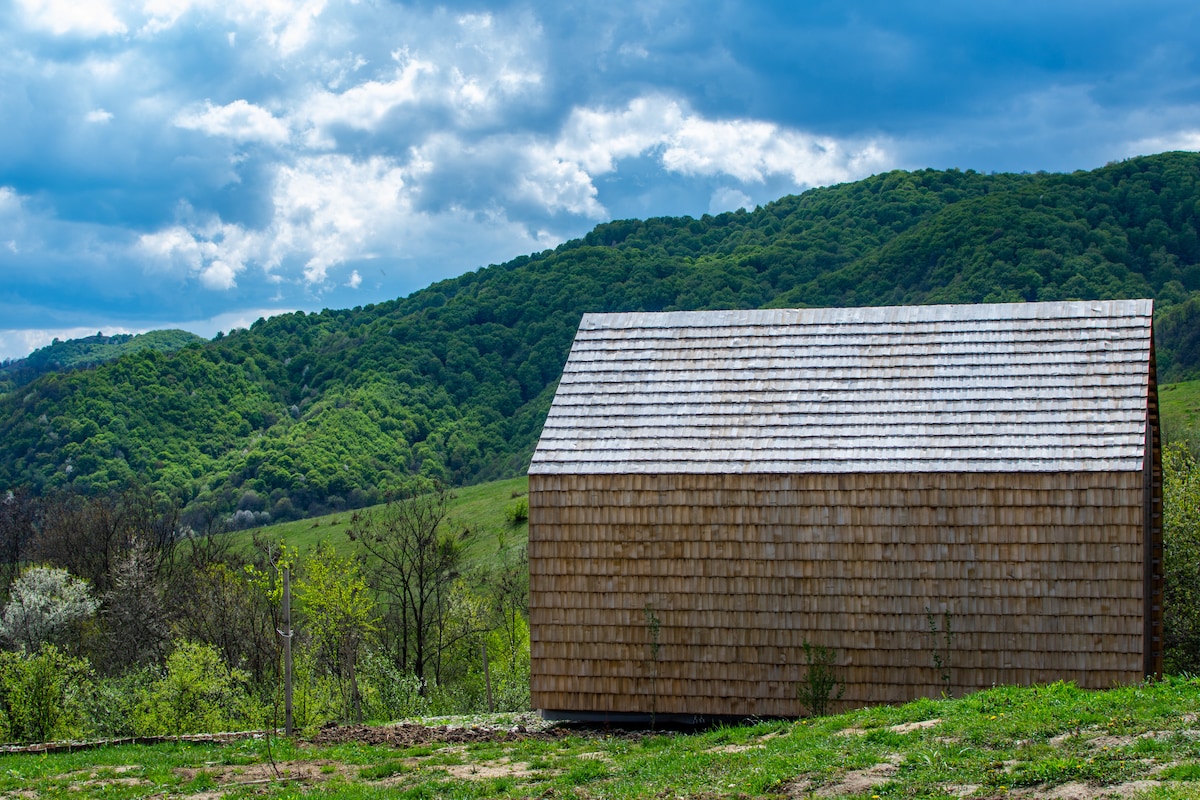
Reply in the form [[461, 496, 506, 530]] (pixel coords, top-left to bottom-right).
[[5, 678, 1200, 799], [1160, 379, 1200, 451], [226, 476, 529, 570]]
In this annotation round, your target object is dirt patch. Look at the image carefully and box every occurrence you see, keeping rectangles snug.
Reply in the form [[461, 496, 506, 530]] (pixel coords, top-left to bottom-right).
[[705, 730, 784, 754], [443, 759, 537, 780], [1027, 780, 1164, 800], [68, 777, 148, 790], [310, 721, 562, 747], [706, 743, 761, 753], [785, 754, 902, 798], [889, 719, 942, 734], [175, 759, 349, 790]]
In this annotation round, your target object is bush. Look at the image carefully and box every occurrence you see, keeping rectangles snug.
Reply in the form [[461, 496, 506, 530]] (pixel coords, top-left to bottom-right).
[[0, 566, 98, 652], [797, 640, 844, 718], [82, 667, 156, 738], [133, 641, 261, 736], [287, 647, 342, 733], [357, 648, 429, 722], [0, 645, 93, 743], [504, 498, 528, 524]]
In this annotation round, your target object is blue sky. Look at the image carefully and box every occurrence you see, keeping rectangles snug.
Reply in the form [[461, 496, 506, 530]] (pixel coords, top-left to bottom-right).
[[2, 0, 1198, 360]]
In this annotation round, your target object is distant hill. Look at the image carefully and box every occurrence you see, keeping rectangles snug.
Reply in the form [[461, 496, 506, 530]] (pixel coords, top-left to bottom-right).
[[0, 329, 204, 394], [2, 151, 1199, 526]]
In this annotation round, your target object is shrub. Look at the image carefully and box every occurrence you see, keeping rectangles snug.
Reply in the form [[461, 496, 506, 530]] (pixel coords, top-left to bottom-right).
[[797, 640, 844, 717], [358, 648, 429, 722], [133, 641, 261, 736], [287, 647, 343, 733], [504, 498, 528, 524], [0, 566, 98, 652], [0, 645, 92, 743], [82, 667, 156, 738]]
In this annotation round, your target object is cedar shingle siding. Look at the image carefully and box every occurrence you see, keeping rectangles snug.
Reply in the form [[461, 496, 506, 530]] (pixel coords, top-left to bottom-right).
[[528, 301, 1161, 718]]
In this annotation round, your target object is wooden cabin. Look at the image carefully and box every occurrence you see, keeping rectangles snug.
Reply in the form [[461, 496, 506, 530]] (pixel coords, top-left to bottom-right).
[[527, 300, 1161, 719]]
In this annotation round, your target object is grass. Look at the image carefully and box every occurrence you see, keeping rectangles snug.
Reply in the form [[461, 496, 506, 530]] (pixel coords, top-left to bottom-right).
[[222, 475, 529, 569], [9, 678, 1200, 798], [1160, 379, 1200, 451]]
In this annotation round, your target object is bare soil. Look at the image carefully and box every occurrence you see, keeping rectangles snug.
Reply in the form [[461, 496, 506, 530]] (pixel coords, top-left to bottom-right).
[[309, 720, 563, 747]]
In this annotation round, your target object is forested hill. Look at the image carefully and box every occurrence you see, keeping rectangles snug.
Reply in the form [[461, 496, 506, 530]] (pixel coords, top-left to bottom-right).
[[0, 329, 203, 394], [3, 151, 1200, 526]]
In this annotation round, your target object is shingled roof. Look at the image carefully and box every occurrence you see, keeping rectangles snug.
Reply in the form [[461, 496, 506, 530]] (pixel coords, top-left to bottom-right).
[[529, 299, 1155, 475]]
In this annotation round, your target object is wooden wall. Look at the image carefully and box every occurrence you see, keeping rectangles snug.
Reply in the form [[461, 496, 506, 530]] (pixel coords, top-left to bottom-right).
[[529, 471, 1148, 718]]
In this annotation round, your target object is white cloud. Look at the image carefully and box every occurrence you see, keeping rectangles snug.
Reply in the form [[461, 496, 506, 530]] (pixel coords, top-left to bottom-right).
[[175, 100, 290, 144], [709, 187, 752, 215], [548, 95, 890, 189], [138, 215, 260, 290], [85, 109, 114, 124], [138, 155, 412, 289], [16, 0, 127, 36], [0, 187, 22, 215], [553, 96, 679, 174], [199, 260, 238, 290], [513, 95, 892, 218], [300, 57, 437, 147], [136, 0, 328, 54], [137, 91, 892, 292], [1126, 130, 1200, 156], [664, 115, 890, 185], [296, 13, 542, 147], [514, 150, 606, 217], [271, 154, 409, 284]]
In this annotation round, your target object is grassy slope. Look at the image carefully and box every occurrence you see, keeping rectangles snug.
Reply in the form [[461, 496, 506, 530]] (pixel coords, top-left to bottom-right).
[[1161, 379, 1200, 451], [5, 678, 1200, 799], [227, 475, 530, 570]]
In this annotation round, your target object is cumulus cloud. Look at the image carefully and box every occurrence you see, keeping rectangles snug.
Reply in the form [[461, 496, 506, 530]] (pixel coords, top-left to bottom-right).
[[138, 215, 261, 290], [662, 114, 889, 185], [16, 0, 126, 37], [175, 100, 290, 144], [709, 187, 752, 215], [300, 56, 438, 147], [296, 13, 543, 149], [522, 95, 890, 218], [1126, 130, 1200, 157], [135, 93, 890, 295], [137, 155, 411, 290], [85, 109, 114, 124]]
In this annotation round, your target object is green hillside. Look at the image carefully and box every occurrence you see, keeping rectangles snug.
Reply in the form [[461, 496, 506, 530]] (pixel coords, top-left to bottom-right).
[[2, 152, 1200, 524], [0, 329, 203, 394]]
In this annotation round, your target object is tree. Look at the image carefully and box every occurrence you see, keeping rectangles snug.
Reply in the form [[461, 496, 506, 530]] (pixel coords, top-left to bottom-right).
[[0, 489, 38, 599], [348, 487, 464, 691], [0, 567, 99, 653], [99, 537, 171, 672], [295, 542, 375, 721], [33, 487, 178, 597]]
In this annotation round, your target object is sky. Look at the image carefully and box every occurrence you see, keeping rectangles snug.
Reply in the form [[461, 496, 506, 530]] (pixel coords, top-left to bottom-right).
[[2, 1, 1199, 361]]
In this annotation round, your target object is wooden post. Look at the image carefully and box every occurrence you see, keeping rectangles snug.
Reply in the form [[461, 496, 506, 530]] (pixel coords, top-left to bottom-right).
[[483, 642, 494, 713], [283, 567, 294, 737]]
